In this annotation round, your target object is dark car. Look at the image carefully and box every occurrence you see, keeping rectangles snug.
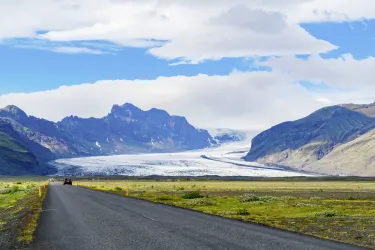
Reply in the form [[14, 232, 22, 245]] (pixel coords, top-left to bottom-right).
[[63, 178, 72, 185]]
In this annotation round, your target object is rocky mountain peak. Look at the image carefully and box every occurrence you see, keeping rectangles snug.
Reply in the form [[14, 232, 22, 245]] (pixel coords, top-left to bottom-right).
[[0, 105, 28, 122], [147, 108, 170, 122], [110, 103, 143, 117], [120, 103, 139, 109], [149, 108, 169, 116]]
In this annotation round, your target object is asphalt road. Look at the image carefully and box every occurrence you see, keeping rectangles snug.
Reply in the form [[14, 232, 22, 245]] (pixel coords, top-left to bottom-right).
[[32, 183, 365, 250]]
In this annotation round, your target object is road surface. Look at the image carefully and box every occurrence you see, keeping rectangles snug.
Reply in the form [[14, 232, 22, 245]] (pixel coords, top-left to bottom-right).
[[32, 183, 365, 250]]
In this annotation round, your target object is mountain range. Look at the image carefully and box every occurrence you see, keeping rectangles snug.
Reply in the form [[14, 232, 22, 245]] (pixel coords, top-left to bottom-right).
[[244, 102, 375, 176], [5, 100, 375, 177], [0, 103, 230, 175]]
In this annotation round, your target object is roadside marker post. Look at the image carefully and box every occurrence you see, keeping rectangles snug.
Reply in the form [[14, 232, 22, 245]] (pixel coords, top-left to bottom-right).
[[39, 186, 42, 197]]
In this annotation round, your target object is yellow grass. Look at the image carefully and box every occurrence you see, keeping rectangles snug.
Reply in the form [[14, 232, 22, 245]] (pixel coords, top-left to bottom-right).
[[77, 180, 375, 192]]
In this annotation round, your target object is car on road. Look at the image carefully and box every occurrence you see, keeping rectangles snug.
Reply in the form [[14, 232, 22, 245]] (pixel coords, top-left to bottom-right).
[[63, 178, 72, 185]]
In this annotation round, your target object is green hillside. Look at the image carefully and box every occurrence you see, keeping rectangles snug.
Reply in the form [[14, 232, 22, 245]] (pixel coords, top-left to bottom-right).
[[0, 131, 38, 175]]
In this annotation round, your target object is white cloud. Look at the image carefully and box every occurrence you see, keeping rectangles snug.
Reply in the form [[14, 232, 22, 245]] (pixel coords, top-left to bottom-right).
[[314, 97, 334, 104], [311, 90, 375, 107], [256, 53, 375, 109], [290, 0, 375, 22], [259, 54, 375, 89], [4, 0, 369, 62], [148, 7, 335, 62], [4, 38, 122, 54], [0, 71, 325, 130], [50, 46, 103, 54], [210, 6, 288, 34]]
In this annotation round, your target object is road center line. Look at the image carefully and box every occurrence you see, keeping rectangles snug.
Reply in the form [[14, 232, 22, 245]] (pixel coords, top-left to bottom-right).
[[42, 209, 58, 212], [143, 215, 158, 222]]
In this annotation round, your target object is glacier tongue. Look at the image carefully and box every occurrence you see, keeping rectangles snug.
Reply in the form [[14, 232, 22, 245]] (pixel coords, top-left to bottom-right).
[[51, 139, 314, 177]]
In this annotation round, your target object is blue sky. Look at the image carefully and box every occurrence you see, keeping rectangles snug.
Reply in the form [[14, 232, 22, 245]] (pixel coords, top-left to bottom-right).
[[0, 45, 250, 94], [301, 19, 375, 60], [1, 19, 373, 95]]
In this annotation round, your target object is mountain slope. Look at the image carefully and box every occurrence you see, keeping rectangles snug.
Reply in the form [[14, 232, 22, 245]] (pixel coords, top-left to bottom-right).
[[0, 105, 92, 158], [308, 128, 375, 176], [0, 126, 39, 175], [0, 119, 55, 163], [0, 118, 58, 175], [343, 102, 375, 118], [244, 105, 375, 173]]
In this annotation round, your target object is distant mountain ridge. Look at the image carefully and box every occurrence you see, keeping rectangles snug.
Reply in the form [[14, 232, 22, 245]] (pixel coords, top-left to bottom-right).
[[0, 103, 220, 175], [244, 103, 375, 176], [59, 103, 217, 155], [206, 128, 247, 144]]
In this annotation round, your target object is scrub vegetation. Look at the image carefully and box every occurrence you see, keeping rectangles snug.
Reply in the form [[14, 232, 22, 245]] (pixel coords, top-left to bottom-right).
[[0, 177, 48, 249], [79, 179, 375, 248]]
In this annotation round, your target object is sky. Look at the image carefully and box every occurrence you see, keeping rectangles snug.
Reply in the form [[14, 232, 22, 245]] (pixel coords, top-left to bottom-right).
[[1, 0, 375, 130]]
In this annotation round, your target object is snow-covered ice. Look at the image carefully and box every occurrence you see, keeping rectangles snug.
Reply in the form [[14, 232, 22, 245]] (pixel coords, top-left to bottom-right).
[[51, 133, 314, 177]]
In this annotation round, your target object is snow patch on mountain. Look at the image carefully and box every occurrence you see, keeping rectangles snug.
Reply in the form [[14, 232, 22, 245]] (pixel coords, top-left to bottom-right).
[[206, 128, 249, 144]]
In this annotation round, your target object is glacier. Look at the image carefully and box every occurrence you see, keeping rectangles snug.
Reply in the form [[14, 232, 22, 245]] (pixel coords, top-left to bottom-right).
[[51, 133, 315, 177]]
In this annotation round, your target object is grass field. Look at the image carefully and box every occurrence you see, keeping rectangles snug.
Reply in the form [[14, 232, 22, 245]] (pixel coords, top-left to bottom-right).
[[78, 179, 375, 248], [0, 177, 48, 248]]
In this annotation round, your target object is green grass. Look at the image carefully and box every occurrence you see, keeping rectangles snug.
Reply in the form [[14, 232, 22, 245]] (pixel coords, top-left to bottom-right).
[[181, 191, 204, 199], [0, 132, 28, 153], [0, 178, 49, 247], [79, 180, 375, 248], [17, 186, 48, 243], [185, 199, 216, 206], [0, 131, 37, 169], [237, 208, 250, 215]]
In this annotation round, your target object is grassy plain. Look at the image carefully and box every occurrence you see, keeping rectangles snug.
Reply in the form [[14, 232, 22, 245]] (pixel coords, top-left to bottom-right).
[[0, 177, 48, 248], [78, 179, 375, 248]]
